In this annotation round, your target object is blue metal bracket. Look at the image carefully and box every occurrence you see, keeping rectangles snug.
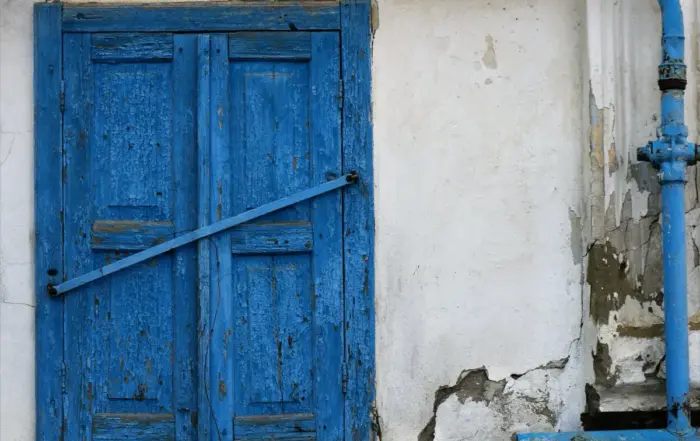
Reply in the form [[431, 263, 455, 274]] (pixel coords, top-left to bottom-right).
[[50, 173, 357, 296], [519, 1, 700, 440]]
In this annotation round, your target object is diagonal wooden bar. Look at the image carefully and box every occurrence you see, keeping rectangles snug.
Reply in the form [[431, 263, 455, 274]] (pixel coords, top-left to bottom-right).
[[50, 173, 357, 296]]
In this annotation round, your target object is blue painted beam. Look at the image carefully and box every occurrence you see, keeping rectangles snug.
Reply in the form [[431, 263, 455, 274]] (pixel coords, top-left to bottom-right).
[[518, 429, 690, 440], [51, 174, 357, 295]]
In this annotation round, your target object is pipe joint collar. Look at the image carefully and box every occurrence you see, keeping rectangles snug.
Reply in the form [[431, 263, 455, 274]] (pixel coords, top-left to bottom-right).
[[659, 62, 688, 91], [659, 160, 688, 183], [637, 138, 697, 180]]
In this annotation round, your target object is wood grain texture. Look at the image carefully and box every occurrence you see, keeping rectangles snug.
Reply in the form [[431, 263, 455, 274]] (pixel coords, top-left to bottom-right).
[[341, 1, 376, 440], [228, 50, 314, 422], [209, 33, 235, 441], [225, 29, 347, 441], [234, 413, 316, 440], [230, 222, 313, 254], [62, 32, 95, 441], [63, 2, 341, 32], [37, 5, 373, 441], [229, 32, 312, 60], [196, 34, 213, 441], [34, 5, 64, 441], [60, 25, 198, 441], [91, 33, 173, 62], [91, 220, 175, 251], [92, 413, 175, 441], [309, 31, 344, 441], [172, 33, 199, 441]]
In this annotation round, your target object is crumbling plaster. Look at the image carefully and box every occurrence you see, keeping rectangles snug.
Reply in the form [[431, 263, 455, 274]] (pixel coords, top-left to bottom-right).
[[581, 0, 700, 415]]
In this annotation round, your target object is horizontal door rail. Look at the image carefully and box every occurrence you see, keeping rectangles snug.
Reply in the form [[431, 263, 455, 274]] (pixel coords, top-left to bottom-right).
[[61, 2, 341, 33], [50, 173, 357, 296]]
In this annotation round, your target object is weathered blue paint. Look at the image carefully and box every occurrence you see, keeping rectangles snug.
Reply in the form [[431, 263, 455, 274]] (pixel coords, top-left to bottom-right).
[[341, 2, 377, 440], [62, 31, 95, 441], [92, 414, 175, 441], [34, 5, 64, 441], [36, 4, 374, 441], [661, 177, 693, 435], [53, 175, 355, 295], [309, 31, 345, 441], [91, 33, 174, 63], [234, 413, 315, 440], [90, 220, 176, 251], [196, 34, 213, 441], [209, 32, 234, 441], [642, 3, 695, 435], [229, 32, 312, 61], [62, 2, 340, 33], [230, 222, 314, 254], [658, 0, 687, 89], [520, 1, 697, 439], [61, 26, 195, 440], [172, 34, 199, 441], [223, 29, 345, 441]]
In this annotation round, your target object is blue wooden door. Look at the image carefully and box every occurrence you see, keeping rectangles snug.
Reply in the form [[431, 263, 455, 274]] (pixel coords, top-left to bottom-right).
[[62, 33, 199, 441], [200, 33, 344, 441], [60, 30, 343, 441]]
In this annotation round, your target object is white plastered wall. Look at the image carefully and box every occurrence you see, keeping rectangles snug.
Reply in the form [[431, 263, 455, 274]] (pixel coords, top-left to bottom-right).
[[2, 0, 694, 440], [0, 0, 38, 440], [372, 1, 587, 439]]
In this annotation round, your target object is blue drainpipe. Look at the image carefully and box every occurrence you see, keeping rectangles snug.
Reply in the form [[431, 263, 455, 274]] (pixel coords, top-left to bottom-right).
[[518, 1, 699, 440]]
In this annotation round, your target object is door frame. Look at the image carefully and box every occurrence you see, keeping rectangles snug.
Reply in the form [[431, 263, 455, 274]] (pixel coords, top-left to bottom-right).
[[34, 2, 375, 440]]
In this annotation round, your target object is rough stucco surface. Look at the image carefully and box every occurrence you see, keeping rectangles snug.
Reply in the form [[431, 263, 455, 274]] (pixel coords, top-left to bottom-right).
[[372, 0, 587, 439], [0, 0, 36, 440], [4, 0, 700, 440]]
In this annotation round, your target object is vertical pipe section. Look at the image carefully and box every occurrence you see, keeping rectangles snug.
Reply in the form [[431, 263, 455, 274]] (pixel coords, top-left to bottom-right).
[[658, 0, 692, 435], [517, 2, 695, 438], [659, 0, 685, 74], [661, 169, 691, 434]]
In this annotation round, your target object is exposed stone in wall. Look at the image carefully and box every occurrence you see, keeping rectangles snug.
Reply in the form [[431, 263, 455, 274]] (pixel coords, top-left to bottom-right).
[[418, 358, 576, 441]]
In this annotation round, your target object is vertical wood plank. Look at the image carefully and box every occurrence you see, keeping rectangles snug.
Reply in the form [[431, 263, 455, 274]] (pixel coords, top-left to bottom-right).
[[34, 5, 64, 441], [228, 53, 249, 418], [309, 31, 344, 441], [197, 34, 212, 441], [209, 33, 234, 441], [341, 1, 376, 440], [264, 60, 314, 415], [62, 32, 95, 441], [173, 33, 199, 441]]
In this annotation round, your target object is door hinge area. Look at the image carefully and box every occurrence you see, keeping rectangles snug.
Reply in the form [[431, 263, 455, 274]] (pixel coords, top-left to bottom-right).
[[342, 362, 348, 394]]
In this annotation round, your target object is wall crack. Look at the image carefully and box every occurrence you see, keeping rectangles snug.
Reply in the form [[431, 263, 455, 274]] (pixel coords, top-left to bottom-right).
[[418, 359, 571, 441], [1, 299, 34, 308]]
